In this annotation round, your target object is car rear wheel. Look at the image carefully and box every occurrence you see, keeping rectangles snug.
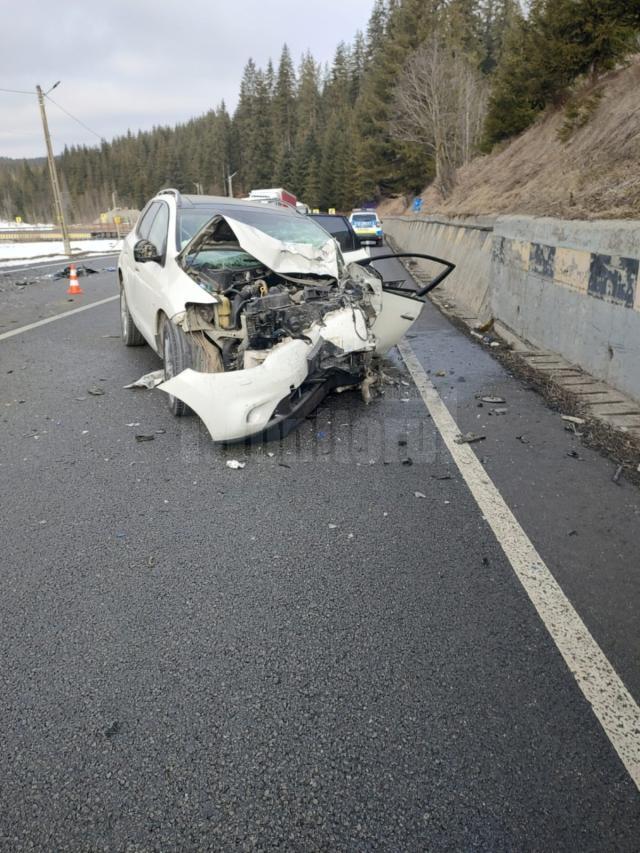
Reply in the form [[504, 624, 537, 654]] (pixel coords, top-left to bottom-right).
[[161, 316, 223, 417], [120, 283, 145, 346]]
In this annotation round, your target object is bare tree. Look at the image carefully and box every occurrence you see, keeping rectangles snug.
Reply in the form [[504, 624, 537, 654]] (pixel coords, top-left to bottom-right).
[[390, 36, 488, 196]]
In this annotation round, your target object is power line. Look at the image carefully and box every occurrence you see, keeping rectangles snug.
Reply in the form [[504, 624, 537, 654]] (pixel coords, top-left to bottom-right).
[[45, 94, 106, 143], [1, 85, 106, 143], [0, 86, 34, 95]]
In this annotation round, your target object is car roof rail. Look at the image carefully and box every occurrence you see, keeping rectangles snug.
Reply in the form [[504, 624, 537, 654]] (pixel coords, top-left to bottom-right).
[[157, 187, 182, 202], [259, 197, 303, 215]]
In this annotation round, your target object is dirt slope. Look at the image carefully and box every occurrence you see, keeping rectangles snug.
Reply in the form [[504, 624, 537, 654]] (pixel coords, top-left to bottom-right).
[[382, 58, 640, 221]]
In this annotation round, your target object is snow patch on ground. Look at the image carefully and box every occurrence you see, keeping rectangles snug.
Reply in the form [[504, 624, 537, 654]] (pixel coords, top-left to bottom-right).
[[0, 239, 122, 267], [0, 219, 54, 230]]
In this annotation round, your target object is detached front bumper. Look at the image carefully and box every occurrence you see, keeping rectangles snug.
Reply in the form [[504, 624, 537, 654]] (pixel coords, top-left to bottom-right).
[[158, 338, 312, 442], [158, 306, 372, 443]]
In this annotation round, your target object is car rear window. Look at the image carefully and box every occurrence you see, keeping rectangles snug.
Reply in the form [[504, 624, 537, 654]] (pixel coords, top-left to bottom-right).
[[310, 215, 356, 252]]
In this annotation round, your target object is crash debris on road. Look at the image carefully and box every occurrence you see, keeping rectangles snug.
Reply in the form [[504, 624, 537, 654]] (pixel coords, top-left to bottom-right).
[[52, 264, 98, 279], [124, 370, 165, 390]]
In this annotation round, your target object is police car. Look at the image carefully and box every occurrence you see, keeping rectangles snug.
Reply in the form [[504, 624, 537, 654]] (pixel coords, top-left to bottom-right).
[[349, 210, 383, 246]]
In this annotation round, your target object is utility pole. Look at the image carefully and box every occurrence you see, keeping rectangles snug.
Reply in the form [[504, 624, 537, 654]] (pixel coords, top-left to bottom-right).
[[227, 171, 238, 198], [36, 84, 71, 256]]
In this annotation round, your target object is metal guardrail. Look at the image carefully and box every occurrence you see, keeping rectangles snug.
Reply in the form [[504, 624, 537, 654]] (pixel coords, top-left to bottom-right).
[[0, 224, 133, 241]]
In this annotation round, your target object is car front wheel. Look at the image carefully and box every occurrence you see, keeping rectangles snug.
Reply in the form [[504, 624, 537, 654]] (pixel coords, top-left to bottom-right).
[[161, 316, 223, 417]]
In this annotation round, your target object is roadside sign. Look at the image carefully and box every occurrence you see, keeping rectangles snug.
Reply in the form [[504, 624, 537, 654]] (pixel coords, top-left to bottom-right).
[[328, 207, 336, 215], [15, 216, 22, 223], [114, 216, 122, 225], [100, 213, 107, 223], [312, 208, 320, 214]]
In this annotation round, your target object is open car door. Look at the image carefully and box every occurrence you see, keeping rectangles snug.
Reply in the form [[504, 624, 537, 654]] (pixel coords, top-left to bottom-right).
[[352, 253, 455, 355]]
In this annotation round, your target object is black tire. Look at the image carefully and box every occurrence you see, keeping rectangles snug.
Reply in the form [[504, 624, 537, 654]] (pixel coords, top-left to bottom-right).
[[161, 317, 222, 417], [120, 283, 145, 346]]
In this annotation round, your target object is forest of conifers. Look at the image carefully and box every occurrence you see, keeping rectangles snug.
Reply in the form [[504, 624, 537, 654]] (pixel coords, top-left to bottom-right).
[[1, 0, 638, 222]]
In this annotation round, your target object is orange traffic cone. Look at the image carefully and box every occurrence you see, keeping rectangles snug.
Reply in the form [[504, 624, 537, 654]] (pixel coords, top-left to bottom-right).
[[67, 263, 84, 295]]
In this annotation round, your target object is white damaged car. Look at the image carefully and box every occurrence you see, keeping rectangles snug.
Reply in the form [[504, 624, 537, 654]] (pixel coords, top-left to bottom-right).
[[118, 190, 454, 442]]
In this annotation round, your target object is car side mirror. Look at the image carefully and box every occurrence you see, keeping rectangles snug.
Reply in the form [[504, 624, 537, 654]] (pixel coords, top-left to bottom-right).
[[134, 239, 161, 263]]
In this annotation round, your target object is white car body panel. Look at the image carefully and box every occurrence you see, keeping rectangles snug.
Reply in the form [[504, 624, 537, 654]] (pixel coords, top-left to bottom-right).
[[342, 246, 370, 264], [371, 289, 425, 355]]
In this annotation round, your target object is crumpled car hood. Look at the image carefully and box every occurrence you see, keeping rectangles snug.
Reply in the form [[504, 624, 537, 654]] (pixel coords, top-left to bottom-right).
[[178, 213, 340, 279]]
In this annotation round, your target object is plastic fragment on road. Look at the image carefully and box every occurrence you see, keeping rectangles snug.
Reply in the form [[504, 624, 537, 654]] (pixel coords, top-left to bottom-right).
[[135, 434, 155, 442], [53, 264, 98, 279], [414, 491, 426, 498], [226, 460, 245, 470], [561, 415, 586, 425], [480, 396, 505, 404], [88, 385, 105, 396], [455, 432, 486, 444], [124, 370, 164, 390]]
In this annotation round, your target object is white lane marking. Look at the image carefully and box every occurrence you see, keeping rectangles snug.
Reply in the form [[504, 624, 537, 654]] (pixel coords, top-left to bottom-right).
[[398, 338, 640, 790], [0, 295, 119, 342]]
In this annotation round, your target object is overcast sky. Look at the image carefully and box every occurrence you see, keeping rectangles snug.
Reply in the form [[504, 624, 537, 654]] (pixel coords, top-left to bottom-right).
[[0, 0, 375, 159]]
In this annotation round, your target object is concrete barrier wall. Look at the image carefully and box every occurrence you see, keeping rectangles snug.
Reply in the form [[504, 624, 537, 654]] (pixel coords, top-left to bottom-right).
[[383, 214, 640, 402], [383, 215, 494, 324]]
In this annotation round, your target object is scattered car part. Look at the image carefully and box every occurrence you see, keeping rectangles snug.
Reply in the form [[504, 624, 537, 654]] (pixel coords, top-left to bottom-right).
[[53, 264, 98, 279], [455, 432, 486, 444], [123, 370, 165, 389]]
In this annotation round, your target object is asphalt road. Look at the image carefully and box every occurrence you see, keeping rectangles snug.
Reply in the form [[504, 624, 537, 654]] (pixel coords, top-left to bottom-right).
[[1, 251, 639, 851]]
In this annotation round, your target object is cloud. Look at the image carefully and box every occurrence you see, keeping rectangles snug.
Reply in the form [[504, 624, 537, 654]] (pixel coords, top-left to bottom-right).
[[0, 0, 374, 157]]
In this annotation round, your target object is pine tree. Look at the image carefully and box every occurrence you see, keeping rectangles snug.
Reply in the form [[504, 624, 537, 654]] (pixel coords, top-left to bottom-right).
[[246, 69, 275, 186], [482, 8, 538, 147], [355, 0, 441, 197], [273, 45, 297, 151], [366, 0, 388, 66], [350, 30, 367, 102], [234, 59, 258, 191]]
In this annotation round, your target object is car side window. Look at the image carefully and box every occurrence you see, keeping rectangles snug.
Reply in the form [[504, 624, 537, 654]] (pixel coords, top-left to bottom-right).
[[137, 202, 160, 240], [147, 202, 170, 259]]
